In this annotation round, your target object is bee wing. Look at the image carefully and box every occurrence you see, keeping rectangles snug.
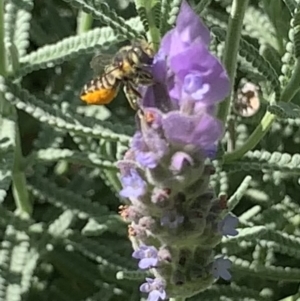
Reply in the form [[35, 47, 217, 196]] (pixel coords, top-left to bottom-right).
[[90, 53, 114, 75]]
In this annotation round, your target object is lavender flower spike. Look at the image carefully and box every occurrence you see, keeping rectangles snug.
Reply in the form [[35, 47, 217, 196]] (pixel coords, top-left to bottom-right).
[[117, 1, 235, 299]]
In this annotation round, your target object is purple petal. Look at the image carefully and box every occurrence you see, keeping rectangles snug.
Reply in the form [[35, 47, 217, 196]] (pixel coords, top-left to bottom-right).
[[212, 257, 232, 281], [176, 0, 210, 45], [132, 245, 148, 259], [162, 112, 224, 150], [140, 283, 151, 293], [161, 0, 210, 57], [139, 257, 159, 269], [119, 169, 147, 198], [219, 214, 239, 237], [169, 42, 230, 105], [148, 290, 167, 301], [170, 151, 194, 172], [131, 128, 168, 169]]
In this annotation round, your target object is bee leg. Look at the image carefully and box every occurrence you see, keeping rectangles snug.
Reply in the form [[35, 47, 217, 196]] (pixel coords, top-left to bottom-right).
[[135, 68, 154, 85], [123, 82, 141, 110]]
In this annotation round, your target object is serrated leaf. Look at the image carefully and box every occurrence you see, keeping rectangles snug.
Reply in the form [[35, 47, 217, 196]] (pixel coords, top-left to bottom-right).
[[63, 0, 140, 39], [244, 6, 278, 51], [32, 148, 116, 170], [212, 26, 281, 101], [0, 101, 16, 203], [0, 223, 31, 301], [160, 0, 182, 35], [292, 3, 300, 57], [224, 150, 300, 174], [268, 101, 300, 118], [0, 76, 131, 144], [283, 0, 297, 15], [15, 17, 143, 78], [27, 176, 110, 219]]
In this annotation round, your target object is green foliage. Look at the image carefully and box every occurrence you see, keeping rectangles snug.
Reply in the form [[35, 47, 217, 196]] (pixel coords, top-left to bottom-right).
[[268, 101, 300, 118], [1, 1, 300, 301], [212, 26, 281, 101], [61, 0, 140, 39]]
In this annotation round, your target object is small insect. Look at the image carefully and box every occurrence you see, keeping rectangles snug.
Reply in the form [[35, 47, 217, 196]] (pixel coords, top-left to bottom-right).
[[80, 40, 155, 110]]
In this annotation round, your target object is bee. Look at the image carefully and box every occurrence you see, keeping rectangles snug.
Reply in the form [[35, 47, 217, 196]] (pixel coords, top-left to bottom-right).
[[80, 40, 155, 110]]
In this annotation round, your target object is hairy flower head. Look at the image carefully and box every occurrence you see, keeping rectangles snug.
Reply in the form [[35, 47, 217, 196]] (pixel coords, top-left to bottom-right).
[[117, 1, 235, 299]]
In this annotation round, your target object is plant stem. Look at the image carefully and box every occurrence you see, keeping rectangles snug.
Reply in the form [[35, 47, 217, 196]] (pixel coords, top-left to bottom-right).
[[135, 0, 161, 51], [0, 0, 6, 76], [223, 111, 275, 163], [170, 298, 185, 301], [224, 58, 300, 163], [12, 128, 32, 215], [0, 0, 32, 215], [217, 0, 249, 123], [76, 10, 93, 34]]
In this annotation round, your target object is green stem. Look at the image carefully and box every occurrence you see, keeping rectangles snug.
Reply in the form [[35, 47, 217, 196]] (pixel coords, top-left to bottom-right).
[[0, 0, 6, 76], [169, 298, 185, 301], [12, 128, 32, 215], [0, 0, 31, 215], [224, 111, 275, 163], [224, 58, 300, 163], [217, 0, 249, 123], [76, 10, 93, 34], [135, 0, 161, 50]]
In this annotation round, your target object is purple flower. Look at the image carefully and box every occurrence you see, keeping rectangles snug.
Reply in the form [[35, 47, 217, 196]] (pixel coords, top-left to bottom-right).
[[162, 111, 223, 151], [218, 214, 239, 237], [132, 245, 159, 269], [161, 211, 184, 228], [140, 278, 167, 301], [212, 257, 232, 281], [168, 42, 230, 105], [131, 130, 168, 169], [161, 0, 210, 58], [170, 151, 194, 173], [119, 168, 147, 198], [117, 1, 234, 297]]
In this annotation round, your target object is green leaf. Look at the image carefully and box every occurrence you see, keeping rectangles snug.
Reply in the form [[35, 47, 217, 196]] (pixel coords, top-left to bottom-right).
[[160, 0, 182, 35], [243, 6, 278, 51], [67, 232, 135, 270], [0, 100, 16, 203], [48, 210, 76, 237], [10, 0, 33, 11], [224, 150, 300, 174], [261, 45, 282, 75], [283, 0, 297, 15], [226, 176, 252, 213], [0, 223, 31, 301], [268, 101, 300, 119], [212, 26, 281, 101], [31, 148, 117, 170], [62, 0, 140, 39], [292, 3, 300, 58], [193, 0, 213, 15], [16, 17, 143, 78], [193, 284, 270, 301], [0, 76, 131, 144], [27, 176, 110, 220], [230, 255, 300, 281]]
